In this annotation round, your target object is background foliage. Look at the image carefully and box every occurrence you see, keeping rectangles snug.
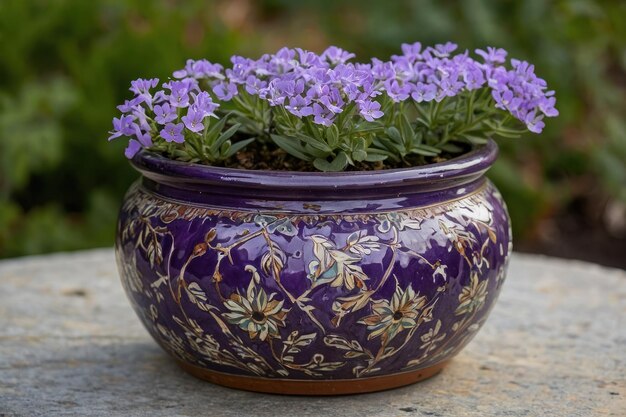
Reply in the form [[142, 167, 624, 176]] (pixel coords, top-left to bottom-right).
[[1, 0, 625, 266]]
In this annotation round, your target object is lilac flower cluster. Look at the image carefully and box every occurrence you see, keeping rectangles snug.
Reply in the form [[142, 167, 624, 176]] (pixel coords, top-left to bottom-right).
[[216, 46, 383, 126], [204, 43, 557, 130], [109, 75, 219, 158], [109, 42, 558, 161]]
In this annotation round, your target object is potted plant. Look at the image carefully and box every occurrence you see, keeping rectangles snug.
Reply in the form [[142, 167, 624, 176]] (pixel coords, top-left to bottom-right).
[[112, 42, 557, 395]]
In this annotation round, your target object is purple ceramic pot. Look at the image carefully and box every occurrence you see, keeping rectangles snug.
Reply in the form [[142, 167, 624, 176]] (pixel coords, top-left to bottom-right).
[[115, 139, 511, 395]]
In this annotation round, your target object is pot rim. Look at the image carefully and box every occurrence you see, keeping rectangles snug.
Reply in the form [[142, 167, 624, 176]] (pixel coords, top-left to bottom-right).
[[130, 139, 497, 192]]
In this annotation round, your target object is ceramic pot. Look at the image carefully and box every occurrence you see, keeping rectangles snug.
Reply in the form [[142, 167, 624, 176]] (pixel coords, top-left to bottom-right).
[[115, 139, 511, 395]]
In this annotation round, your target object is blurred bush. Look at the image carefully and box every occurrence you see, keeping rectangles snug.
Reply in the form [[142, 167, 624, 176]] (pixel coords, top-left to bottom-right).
[[0, 0, 625, 260]]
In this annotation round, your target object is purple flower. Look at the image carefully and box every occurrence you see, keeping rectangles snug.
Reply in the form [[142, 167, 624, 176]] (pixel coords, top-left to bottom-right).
[[245, 76, 267, 95], [431, 42, 458, 58], [129, 78, 159, 108], [475, 47, 507, 64], [271, 47, 297, 73], [213, 82, 238, 101], [359, 100, 384, 122], [174, 59, 225, 80], [134, 128, 153, 147], [305, 83, 330, 102], [321, 46, 355, 65], [312, 103, 334, 126], [371, 59, 395, 81], [485, 66, 510, 90], [124, 139, 142, 159], [462, 67, 486, 90], [117, 96, 145, 113], [384, 79, 411, 102], [397, 42, 422, 62], [538, 96, 559, 117], [492, 89, 515, 110], [108, 115, 137, 140], [193, 91, 219, 117], [132, 106, 151, 133], [181, 107, 206, 133], [319, 90, 344, 114], [411, 82, 437, 103], [285, 95, 313, 118], [160, 122, 185, 143], [154, 103, 178, 125], [436, 77, 465, 101], [165, 80, 192, 108], [296, 48, 321, 67], [130, 78, 159, 95], [524, 111, 545, 133]]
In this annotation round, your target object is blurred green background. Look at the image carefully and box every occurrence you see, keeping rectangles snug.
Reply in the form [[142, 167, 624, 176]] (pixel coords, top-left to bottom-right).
[[1, 0, 625, 267]]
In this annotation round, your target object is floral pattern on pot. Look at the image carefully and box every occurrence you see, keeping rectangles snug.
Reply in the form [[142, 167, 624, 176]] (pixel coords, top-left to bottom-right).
[[116, 180, 511, 380]]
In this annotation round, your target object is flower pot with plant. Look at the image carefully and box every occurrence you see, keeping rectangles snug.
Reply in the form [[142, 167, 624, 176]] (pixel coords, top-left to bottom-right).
[[111, 42, 557, 395]]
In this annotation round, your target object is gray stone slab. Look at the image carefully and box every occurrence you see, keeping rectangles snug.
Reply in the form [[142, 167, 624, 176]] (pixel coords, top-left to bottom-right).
[[0, 249, 624, 417]]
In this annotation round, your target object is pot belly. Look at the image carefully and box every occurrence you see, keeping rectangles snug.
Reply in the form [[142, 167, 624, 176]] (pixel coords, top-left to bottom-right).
[[115, 180, 511, 394]]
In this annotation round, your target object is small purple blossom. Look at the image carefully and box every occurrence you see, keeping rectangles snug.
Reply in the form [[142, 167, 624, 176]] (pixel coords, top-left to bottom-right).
[[524, 111, 545, 134], [165, 80, 192, 108], [193, 91, 219, 117], [538, 95, 559, 117], [411, 83, 437, 103], [359, 100, 384, 122], [321, 46, 356, 66], [245, 76, 267, 95], [130, 78, 159, 95], [174, 59, 225, 80], [160, 122, 185, 143], [384, 80, 411, 102], [129, 78, 159, 108], [312, 103, 334, 127], [181, 107, 206, 133], [117, 96, 145, 113], [475, 47, 507, 64], [319, 90, 344, 114], [124, 139, 142, 159], [213, 82, 238, 101], [397, 42, 422, 62], [154, 103, 178, 125], [430, 42, 458, 58], [285, 95, 313, 118], [134, 128, 153, 147], [109, 115, 137, 141]]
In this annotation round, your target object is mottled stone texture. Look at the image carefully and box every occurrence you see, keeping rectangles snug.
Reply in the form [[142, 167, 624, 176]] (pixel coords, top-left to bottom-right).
[[0, 249, 624, 417]]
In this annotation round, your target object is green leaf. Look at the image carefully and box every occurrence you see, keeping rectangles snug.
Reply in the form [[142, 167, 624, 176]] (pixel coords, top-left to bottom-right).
[[386, 127, 402, 143], [313, 152, 348, 172], [205, 115, 229, 142], [327, 124, 340, 148], [270, 134, 313, 161], [399, 113, 415, 146], [416, 144, 441, 153], [439, 143, 464, 153], [211, 123, 241, 153], [304, 143, 331, 159], [364, 153, 388, 162], [410, 145, 441, 157], [224, 138, 255, 158], [352, 149, 367, 161], [305, 137, 334, 153], [461, 134, 489, 145]]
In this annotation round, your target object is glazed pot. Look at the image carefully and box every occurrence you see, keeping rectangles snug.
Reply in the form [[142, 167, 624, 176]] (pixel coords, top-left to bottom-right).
[[115, 139, 511, 395]]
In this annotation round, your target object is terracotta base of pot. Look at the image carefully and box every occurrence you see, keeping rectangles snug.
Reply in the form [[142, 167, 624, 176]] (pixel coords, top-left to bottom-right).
[[176, 359, 449, 395]]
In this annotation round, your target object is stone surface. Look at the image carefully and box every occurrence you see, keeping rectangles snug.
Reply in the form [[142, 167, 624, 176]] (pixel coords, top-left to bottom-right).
[[0, 249, 624, 417]]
